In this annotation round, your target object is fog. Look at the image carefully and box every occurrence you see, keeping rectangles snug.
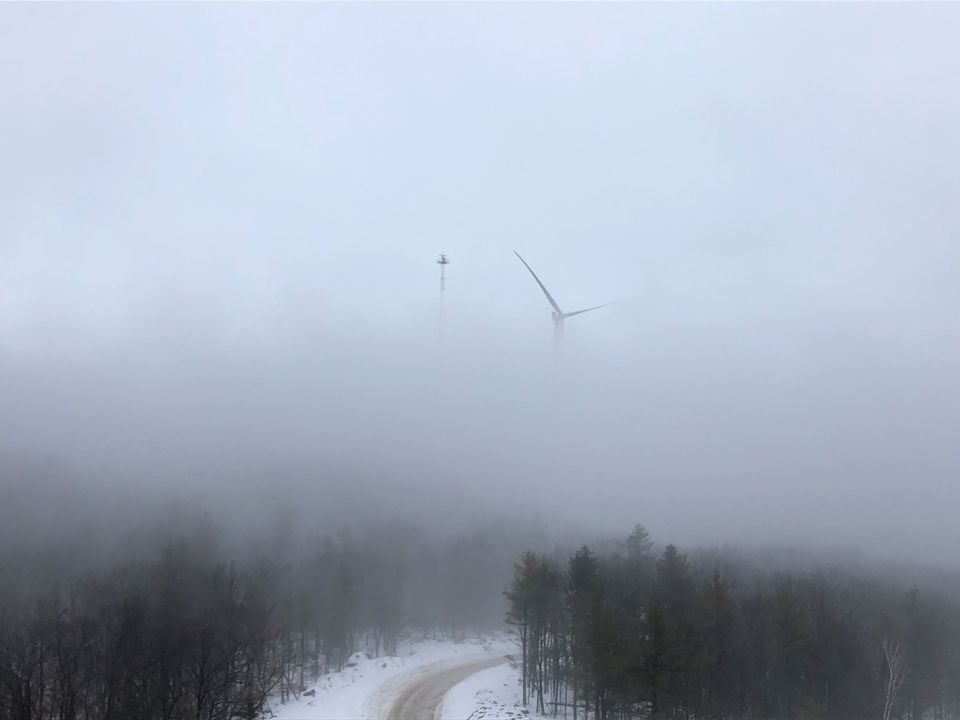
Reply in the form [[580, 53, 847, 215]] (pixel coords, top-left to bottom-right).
[[2, 4, 960, 563]]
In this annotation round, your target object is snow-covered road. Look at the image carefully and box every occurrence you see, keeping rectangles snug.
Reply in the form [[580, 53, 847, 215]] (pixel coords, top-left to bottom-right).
[[385, 655, 510, 720], [267, 635, 518, 720]]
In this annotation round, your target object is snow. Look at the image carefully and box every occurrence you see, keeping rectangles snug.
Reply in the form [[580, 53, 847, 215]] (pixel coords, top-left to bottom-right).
[[267, 634, 517, 720], [440, 660, 548, 720]]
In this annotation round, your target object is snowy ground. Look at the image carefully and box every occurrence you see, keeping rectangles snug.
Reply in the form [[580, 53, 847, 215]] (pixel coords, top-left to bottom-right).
[[266, 634, 518, 720], [439, 659, 557, 720], [439, 660, 542, 720]]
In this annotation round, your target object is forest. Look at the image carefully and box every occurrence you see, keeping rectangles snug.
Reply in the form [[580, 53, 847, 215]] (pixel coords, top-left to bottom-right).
[[506, 525, 960, 720], [4, 468, 960, 720], [0, 497, 533, 720]]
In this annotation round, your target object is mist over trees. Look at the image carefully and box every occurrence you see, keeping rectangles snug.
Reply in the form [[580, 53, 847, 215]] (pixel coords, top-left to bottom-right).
[[507, 525, 960, 720], [3, 458, 960, 720], [0, 469, 541, 720]]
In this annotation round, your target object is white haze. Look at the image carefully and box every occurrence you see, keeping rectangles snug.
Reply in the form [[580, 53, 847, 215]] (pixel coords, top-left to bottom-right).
[[2, 4, 959, 562]]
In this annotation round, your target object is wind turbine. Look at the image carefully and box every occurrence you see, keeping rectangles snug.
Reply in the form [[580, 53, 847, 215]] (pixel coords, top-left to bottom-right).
[[514, 251, 610, 350]]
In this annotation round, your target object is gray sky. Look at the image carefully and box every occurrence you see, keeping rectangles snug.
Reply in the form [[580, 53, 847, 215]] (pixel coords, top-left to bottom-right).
[[2, 3, 959, 560]]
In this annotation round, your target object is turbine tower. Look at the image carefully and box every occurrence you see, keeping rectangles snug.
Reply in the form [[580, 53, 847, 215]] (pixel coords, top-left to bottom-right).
[[514, 251, 609, 351]]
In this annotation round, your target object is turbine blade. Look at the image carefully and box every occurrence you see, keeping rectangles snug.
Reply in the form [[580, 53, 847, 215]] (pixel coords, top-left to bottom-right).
[[514, 251, 562, 315], [563, 302, 612, 319]]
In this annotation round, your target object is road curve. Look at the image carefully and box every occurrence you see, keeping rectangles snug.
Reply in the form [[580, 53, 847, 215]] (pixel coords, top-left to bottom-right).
[[386, 655, 510, 720]]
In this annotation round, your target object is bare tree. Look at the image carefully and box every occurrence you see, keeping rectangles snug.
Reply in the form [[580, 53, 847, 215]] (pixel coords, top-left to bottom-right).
[[881, 635, 909, 720]]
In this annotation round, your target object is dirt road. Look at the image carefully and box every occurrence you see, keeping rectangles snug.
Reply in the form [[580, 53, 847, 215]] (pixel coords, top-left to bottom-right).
[[385, 655, 509, 720]]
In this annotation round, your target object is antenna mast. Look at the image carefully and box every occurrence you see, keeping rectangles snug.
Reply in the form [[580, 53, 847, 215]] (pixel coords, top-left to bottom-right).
[[436, 254, 450, 345], [436, 253, 450, 292]]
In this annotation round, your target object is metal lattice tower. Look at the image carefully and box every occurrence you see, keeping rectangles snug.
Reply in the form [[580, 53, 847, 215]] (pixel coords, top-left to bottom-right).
[[436, 253, 450, 292]]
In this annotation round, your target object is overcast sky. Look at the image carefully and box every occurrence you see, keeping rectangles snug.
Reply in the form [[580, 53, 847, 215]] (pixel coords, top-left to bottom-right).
[[2, 3, 959, 560]]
